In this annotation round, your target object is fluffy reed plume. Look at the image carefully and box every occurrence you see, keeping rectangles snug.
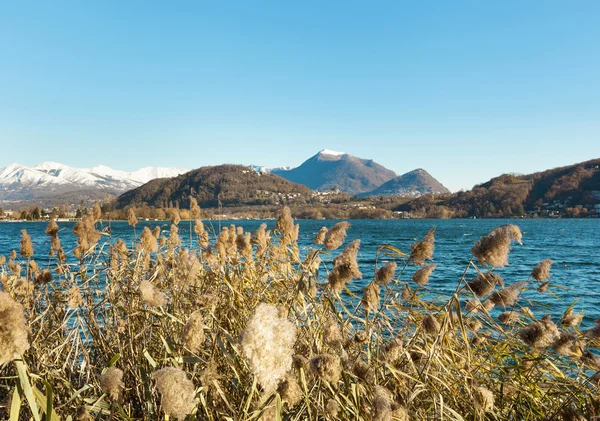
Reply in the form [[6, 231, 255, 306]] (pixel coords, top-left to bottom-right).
[[326, 399, 340, 418], [73, 215, 101, 257], [170, 209, 181, 226], [466, 272, 504, 297], [538, 281, 550, 293], [168, 224, 181, 249], [472, 224, 522, 267], [252, 223, 270, 255], [68, 286, 83, 308], [584, 320, 600, 340], [561, 309, 583, 328], [382, 337, 404, 363], [152, 367, 197, 420], [552, 332, 579, 356], [92, 202, 102, 221], [353, 360, 374, 383], [99, 366, 123, 402], [181, 311, 205, 353], [189, 198, 201, 220], [372, 385, 393, 421], [277, 374, 302, 406], [531, 259, 552, 281], [324, 221, 351, 250], [46, 220, 59, 237], [139, 280, 166, 307], [127, 208, 137, 227], [322, 317, 344, 349], [275, 206, 297, 245], [140, 226, 158, 253], [474, 386, 494, 413], [518, 315, 560, 348], [152, 226, 161, 238], [422, 314, 441, 335], [375, 261, 397, 285], [0, 292, 29, 364], [310, 354, 342, 384], [328, 240, 362, 294], [409, 228, 435, 265], [20, 229, 33, 258], [236, 232, 253, 258], [498, 311, 520, 325], [314, 227, 328, 245], [35, 269, 52, 285], [580, 351, 600, 370], [465, 299, 495, 313], [361, 281, 380, 312], [412, 263, 437, 286], [239, 303, 297, 393], [489, 282, 527, 307]]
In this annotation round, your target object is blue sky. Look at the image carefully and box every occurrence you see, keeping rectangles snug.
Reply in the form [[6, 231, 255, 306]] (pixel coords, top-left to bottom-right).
[[1, 1, 599, 191]]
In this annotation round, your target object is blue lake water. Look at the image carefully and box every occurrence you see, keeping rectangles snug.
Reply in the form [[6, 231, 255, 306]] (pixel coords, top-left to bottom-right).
[[1, 218, 599, 326]]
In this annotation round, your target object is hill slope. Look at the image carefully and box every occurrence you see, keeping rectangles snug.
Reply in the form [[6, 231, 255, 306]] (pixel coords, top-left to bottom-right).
[[272, 150, 397, 195], [363, 168, 450, 197], [115, 164, 313, 208], [399, 158, 600, 217]]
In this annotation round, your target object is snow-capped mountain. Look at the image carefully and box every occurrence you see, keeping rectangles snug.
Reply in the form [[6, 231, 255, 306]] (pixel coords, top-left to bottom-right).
[[0, 162, 188, 206]]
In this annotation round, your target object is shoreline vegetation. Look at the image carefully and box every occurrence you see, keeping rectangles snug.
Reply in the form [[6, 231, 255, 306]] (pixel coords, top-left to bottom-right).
[[0, 204, 599, 420], [1, 200, 599, 224]]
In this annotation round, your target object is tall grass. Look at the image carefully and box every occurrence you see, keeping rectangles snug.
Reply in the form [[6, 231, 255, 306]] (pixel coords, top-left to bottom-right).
[[0, 207, 598, 420]]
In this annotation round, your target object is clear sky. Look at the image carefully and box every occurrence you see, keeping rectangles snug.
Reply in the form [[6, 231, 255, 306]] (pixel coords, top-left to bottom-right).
[[1, 1, 599, 191]]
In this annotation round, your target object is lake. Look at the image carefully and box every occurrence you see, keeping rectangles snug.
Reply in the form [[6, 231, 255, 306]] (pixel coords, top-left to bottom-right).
[[1, 218, 599, 327]]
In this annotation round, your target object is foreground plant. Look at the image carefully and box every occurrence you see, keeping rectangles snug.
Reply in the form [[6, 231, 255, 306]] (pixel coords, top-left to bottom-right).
[[0, 209, 598, 420]]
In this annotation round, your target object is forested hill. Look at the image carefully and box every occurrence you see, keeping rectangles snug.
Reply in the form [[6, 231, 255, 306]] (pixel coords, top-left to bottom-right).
[[114, 165, 313, 209], [398, 158, 600, 218]]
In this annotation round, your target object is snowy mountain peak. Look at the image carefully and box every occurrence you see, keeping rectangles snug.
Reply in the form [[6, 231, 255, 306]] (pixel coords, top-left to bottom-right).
[[0, 162, 189, 205], [319, 149, 346, 157]]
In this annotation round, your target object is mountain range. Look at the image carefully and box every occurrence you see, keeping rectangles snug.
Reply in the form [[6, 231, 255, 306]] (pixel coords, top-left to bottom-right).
[[0, 162, 187, 206], [0, 150, 450, 209], [259, 150, 449, 197]]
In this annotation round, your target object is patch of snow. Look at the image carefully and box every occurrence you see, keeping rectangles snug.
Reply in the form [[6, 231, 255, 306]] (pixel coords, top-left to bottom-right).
[[319, 149, 346, 156]]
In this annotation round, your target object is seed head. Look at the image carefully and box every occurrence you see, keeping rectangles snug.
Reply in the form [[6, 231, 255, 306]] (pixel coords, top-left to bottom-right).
[[0, 291, 30, 365], [310, 354, 341, 384], [474, 386, 494, 413], [375, 261, 397, 285], [127, 208, 137, 227], [489, 282, 527, 307], [531, 259, 552, 281], [466, 272, 504, 297], [46, 220, 59, 237], [498, 311, 520, 325], [189, 198, 201, 219], [181, 311, 205, 353], [518, 315, 560, 348], [324, 222, 351, 251], [68, 286, 83, 308], [412, 264, 437, 286], [314, 227, 328, 245], [472, 225, 522, 267], [139, 280, 167, 307], [422, 314, 441, 335], [239, 303, 297, 394], [140, 227, 158, 253], [153, 367, 196, 420], [99, 366, 123, 402], [328, 240, 362, 294], [409, 228, 435, 265], [20, 230, 33, 258], [361, 282, 380, 313]]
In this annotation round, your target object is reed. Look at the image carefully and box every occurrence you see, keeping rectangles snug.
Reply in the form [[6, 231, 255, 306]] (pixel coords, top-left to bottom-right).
[[0, 206, 598, 420]]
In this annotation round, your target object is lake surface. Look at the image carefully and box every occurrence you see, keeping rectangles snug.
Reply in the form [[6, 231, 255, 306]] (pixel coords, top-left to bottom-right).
[[1, 218, 599, 326]]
